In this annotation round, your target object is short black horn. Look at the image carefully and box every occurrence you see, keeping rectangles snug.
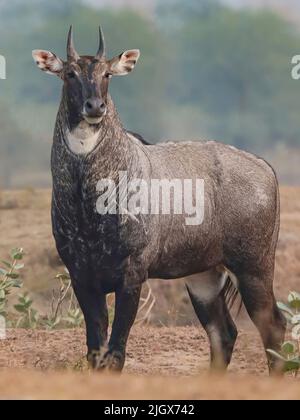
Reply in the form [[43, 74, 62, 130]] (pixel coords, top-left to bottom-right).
[[96, 26, 105, 59], [67, 25, 80, 61]]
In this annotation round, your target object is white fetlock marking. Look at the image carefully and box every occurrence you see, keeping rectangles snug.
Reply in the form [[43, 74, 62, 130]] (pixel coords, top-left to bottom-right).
[[207, 325, 222, 351]]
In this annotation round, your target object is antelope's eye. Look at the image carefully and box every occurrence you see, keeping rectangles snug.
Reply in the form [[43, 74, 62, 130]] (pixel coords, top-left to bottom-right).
[[105, 72, 112, 79]]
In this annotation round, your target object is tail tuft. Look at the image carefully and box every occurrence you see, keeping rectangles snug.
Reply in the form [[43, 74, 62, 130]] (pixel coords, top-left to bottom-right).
[[221, 275, 243, 317]]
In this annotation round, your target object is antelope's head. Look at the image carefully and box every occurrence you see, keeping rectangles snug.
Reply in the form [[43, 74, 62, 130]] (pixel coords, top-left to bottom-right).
[[32, 26, 140, 130]]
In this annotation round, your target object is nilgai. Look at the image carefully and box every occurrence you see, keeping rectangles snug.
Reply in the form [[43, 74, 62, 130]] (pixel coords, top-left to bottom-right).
[[32, 27, 286, 373]]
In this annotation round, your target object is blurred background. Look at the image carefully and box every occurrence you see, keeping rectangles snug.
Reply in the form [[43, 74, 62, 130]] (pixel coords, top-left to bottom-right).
[[0, 0, 300, 187]]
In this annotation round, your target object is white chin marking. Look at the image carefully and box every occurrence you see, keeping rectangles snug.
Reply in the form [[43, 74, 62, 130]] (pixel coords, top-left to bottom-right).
[[66, 123, 100, 155], [83, 116, 103, 125]]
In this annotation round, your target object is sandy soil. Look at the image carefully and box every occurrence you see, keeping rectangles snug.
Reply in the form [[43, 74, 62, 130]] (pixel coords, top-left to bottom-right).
[[1, 370, 300, 400], [0, 326, 267, 375], [0, 326, 299, 400]]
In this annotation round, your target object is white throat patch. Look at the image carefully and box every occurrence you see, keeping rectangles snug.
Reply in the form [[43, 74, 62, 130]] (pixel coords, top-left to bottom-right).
[[66, 122, 101, 155]]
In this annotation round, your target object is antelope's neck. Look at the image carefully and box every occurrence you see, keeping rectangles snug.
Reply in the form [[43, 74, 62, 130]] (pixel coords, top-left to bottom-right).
[[52, 96, 139, 187], [55, 95, 126, 156]]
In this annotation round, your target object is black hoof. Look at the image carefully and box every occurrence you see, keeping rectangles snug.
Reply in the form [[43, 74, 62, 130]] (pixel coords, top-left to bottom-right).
[[88, 348, 125, 372]]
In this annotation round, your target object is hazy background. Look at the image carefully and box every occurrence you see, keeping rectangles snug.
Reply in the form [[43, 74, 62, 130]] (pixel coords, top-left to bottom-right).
[[0, 0, 300, 187]]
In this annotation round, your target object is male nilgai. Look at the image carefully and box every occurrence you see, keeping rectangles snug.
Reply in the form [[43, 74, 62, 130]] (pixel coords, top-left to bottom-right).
[[32, 27, 285, 373]]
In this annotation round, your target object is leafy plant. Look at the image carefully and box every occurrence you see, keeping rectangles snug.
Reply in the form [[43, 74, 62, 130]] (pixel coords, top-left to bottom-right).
[[268, 292, 300, 375], [0, 248, 24, 321], [43, 315, 62, 330], [43, 270, 72, 330], [44, 269, 84, 329], [14, 292, 39, 329], [64, 308, 84, 328]]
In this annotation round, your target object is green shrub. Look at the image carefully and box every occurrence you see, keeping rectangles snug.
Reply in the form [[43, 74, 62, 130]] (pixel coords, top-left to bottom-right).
[[268, 292, 300, 375], [0, 248, 24, 322], [14, 292, 39, 329]]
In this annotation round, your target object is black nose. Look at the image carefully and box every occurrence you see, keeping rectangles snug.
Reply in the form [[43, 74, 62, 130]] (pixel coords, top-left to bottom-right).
[[84, 98, 106, 117]]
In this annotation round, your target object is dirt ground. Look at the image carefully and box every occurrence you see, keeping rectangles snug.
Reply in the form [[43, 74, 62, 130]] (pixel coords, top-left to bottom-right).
[[0, 187, 299, 399], [0, 326, 267, 375], [0, 326, 299, 400]]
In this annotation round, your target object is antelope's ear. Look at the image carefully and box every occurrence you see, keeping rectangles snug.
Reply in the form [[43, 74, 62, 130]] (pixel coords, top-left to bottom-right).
[[32, 50, 64, 77], [108, 49, 140, 76]]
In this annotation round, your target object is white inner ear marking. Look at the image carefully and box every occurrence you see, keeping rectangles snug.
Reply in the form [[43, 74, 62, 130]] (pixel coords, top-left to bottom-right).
[[66, 123, 100, 155], [32, 50, 63, 75], [110, 49, 140, 76]]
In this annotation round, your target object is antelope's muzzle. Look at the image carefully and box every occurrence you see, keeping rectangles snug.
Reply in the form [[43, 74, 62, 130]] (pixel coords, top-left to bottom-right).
[[83, 97, 107, 124]]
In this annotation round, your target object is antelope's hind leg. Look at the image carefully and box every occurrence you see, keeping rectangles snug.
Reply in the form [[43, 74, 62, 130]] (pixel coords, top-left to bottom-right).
[[186, 269, 238, 371], [238, 268, 287, 375]]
